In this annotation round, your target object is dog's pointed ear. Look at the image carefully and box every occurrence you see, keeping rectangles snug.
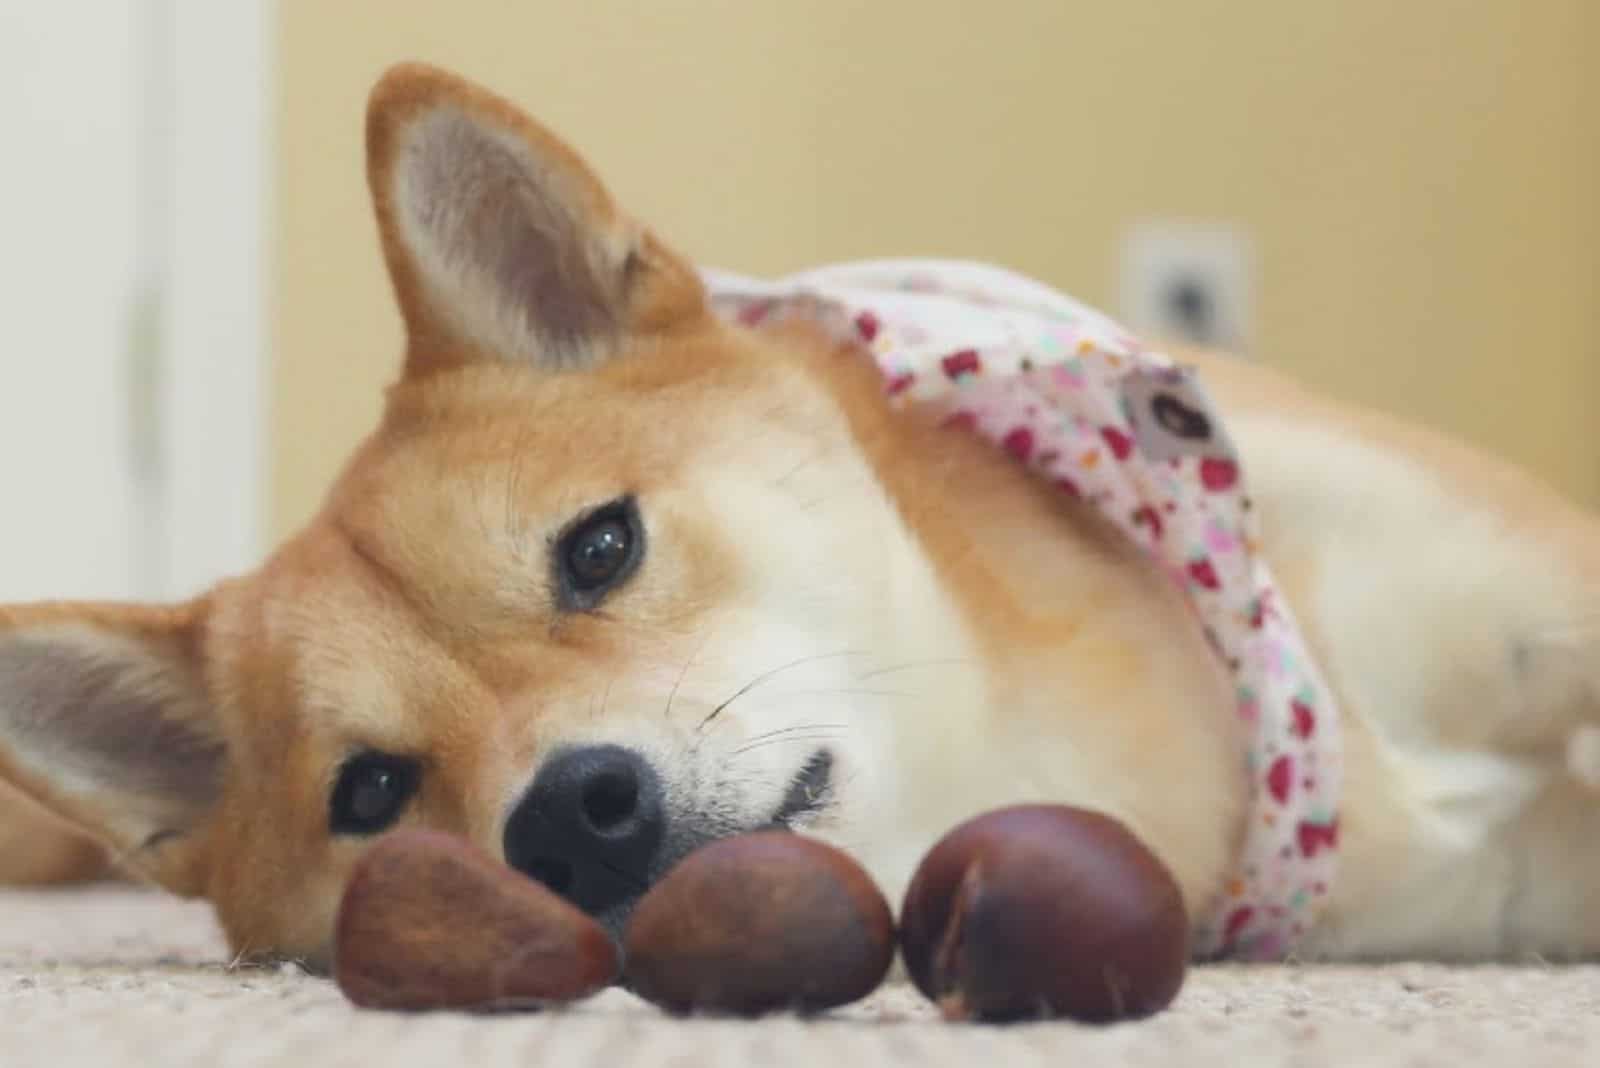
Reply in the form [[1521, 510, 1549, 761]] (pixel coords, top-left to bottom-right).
[[0, 601, 223, 892], [366, 62, 709, 375]]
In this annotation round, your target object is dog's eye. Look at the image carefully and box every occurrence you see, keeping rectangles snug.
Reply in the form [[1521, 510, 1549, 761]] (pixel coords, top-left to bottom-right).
[[330, 752, 420, 835], [555, 498, 644, 610]]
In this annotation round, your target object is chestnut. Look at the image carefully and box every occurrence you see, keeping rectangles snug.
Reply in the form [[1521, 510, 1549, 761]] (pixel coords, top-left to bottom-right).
[[333, 828, 620, 1012], [623, 831, 895, 1016], [899, 804, 1189, 1023]]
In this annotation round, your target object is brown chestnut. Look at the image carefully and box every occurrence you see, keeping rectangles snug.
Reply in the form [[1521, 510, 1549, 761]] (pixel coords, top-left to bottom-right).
[[623, 831, 895, 1016], [333, 828, 621, 1011], [900, 804, 1189, 1023]]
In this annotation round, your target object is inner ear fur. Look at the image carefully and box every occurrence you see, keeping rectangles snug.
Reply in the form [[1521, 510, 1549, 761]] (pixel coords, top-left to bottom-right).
[[0, 600, 223, 892], [364, 61, 709, 376]]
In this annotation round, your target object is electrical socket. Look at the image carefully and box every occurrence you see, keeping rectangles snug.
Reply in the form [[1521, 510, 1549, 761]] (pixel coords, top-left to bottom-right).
[[1119, 223, 1254, 355]]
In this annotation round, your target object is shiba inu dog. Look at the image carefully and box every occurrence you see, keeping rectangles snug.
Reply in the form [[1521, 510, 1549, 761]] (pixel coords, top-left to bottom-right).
[[2, 62, 1599, 971]]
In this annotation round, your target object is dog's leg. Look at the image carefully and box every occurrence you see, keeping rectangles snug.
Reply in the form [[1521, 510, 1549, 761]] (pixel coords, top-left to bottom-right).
[[0, 780, 112, 885]]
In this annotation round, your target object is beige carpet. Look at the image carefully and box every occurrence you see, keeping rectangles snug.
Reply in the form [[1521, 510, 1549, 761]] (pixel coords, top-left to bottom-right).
[[2, 886, 1597, 1067]]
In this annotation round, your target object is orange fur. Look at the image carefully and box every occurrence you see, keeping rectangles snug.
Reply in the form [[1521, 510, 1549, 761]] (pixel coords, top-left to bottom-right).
[[3, 63, 1599, 969]]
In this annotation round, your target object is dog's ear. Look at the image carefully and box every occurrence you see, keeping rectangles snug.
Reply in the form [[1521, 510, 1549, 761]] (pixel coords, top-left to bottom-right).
[[0, 601, 223, 893], [366, 62, 709, 375]]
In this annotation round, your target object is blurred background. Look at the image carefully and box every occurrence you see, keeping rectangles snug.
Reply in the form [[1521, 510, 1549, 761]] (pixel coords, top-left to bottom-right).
[[2, 1, 1596, 604]]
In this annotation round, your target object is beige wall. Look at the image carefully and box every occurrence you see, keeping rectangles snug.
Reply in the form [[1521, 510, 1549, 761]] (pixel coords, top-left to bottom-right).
[[273, 1, 1598, 541]]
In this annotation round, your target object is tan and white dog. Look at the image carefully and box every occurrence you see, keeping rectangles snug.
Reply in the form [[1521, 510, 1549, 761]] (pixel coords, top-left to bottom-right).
[[2, 62, 1598, 970]]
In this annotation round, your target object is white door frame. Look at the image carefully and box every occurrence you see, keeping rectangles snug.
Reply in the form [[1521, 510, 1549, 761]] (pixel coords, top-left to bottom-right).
[[143, 1, 272, 600]]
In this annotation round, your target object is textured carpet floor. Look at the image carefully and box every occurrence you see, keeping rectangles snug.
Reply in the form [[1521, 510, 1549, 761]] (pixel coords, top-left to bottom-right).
[[2, 887, 1597, 1067]]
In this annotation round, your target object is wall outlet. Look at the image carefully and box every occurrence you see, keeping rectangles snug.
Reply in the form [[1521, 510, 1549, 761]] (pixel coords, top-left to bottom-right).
[[1119, 223, 1254, 355]]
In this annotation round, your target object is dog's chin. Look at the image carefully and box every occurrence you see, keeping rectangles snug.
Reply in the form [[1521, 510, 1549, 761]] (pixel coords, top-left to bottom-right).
[[593, 747, 839, 940]]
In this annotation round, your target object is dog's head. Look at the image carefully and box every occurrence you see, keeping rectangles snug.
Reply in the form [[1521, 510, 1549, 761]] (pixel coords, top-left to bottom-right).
[[0, 64, 976, 965]]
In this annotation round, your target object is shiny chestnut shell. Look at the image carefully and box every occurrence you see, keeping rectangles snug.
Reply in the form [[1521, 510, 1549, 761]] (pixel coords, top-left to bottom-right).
[[623, 831, 895, 1016], [900, 804, 1189, 1023], [334, 829, 621, 1011]]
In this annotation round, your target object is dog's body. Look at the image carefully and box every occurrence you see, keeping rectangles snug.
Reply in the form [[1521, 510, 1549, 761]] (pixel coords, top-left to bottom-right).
[[2, 63, 1598, 968]]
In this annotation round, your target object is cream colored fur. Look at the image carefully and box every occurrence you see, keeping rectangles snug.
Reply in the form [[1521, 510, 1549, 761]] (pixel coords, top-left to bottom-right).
[[0, 63, 1597, 969]]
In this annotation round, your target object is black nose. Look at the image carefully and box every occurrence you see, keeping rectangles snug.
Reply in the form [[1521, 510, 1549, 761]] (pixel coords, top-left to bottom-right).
[[502, 745, 664, 917]]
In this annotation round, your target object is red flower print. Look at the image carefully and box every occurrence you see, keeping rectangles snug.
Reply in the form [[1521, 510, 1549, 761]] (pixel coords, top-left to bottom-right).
[[1101, 425, 1134, 460], [941, 349, 982, 378], [1132, 504, 1164, 540], [1002, 427, 1035, 462], [1266, 755, 1293, 804], [1297, 819, 1339, 857], [1187, 558, 1221, 590], [1291, 700, 1316, 739], [1200, 457, 1240, 491]]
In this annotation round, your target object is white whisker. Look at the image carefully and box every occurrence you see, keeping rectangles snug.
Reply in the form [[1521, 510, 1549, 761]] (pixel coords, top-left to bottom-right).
[[728, 732, 847, 759], [695, 649, 868, 733], [853, 656, 977, 681]]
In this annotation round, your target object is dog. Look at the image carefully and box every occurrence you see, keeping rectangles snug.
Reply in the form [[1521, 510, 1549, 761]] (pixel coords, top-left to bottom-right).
[[2, 61, 1598, 970]]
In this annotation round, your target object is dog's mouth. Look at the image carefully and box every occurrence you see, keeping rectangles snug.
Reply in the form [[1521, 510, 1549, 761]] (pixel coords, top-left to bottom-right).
[[768, 748, 835, 829], [588, 748, 836, 941]]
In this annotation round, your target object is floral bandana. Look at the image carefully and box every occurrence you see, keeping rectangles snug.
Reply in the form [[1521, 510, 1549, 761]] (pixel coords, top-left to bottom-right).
[[702, 258, 1342, 961]]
